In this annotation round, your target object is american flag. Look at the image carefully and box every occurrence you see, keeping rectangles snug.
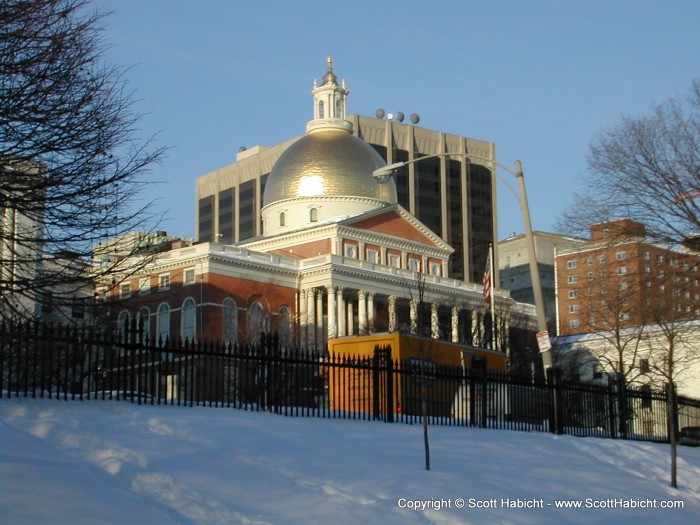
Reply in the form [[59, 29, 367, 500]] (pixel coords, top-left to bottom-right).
[[482, 250, 492, 303]]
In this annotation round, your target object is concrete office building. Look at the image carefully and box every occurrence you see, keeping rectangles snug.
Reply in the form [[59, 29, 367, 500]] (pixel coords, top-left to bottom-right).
[[498, 231, 587, 332]]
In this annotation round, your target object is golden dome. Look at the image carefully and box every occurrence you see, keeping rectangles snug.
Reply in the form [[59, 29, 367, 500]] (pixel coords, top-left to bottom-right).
[[262, 129, 397, 207]]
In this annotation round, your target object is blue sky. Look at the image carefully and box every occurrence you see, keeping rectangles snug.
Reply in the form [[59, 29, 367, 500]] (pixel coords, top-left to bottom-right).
[[92, 0, 699, 240]]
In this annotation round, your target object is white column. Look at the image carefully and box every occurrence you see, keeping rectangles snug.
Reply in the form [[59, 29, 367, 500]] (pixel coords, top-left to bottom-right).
[[471, 309, 478, 341], [358, 290, 367, 335], [410, 299, 418, 334], [337, 287, 346, 337], [327, 285, 336, 340], [367, 292, 375, 333], [300, 289, 308, 348], [388, 295, 397, 332], [316, 289, 324, 349], [347, 300, 354, 336], [307, 288, 316, 349], [431, 303, 439, 339], [451, 306, 459, 343]]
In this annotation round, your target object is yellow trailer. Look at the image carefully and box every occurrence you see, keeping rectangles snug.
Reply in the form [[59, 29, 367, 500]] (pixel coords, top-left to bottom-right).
[[326, 332, 507, 418]]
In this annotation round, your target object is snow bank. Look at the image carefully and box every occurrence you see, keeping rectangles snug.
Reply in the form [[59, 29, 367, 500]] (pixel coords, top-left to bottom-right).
[[1, 397, 699, 524]]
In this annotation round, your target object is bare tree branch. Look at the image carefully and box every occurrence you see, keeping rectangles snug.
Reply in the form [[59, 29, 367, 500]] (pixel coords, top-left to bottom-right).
[[1, 0, 166, 319]]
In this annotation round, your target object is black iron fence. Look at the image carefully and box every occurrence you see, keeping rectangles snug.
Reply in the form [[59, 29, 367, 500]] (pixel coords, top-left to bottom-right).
[[1, 319, 698, 443]]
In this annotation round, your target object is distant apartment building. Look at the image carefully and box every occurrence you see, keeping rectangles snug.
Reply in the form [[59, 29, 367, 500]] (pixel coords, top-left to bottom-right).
[[498, 231, 587, 332], [555, 219, 700, 337]]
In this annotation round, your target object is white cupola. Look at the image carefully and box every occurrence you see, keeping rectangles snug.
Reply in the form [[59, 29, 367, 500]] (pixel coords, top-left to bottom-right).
[[306, 56, 352, 134]]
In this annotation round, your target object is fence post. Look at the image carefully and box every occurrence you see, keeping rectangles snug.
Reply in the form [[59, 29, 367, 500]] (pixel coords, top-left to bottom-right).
[[617, 373, 628, 440], [667, 382, 678, 488], [386, 353, 394, 423], [547, 368, 563, 434], [607, 376, 617, 439]]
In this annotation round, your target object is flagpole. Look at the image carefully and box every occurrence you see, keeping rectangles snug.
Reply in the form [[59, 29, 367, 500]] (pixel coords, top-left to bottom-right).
[[489, 244, 496, 350]]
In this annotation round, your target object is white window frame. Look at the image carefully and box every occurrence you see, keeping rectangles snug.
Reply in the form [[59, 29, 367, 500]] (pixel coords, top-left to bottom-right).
[[184, 268, 196, 286], [120, 283, 131, 299], [159, 273, 170, 291], [139, 277, 151, 295], [366, 248, 378, 264]]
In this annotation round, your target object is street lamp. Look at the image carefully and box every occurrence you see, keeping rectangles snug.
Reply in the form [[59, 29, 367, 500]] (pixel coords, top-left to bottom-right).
[[373, 153, 553, 369]]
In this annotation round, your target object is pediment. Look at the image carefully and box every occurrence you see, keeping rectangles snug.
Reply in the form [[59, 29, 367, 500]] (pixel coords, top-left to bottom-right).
[[342, 206, 453, 251]]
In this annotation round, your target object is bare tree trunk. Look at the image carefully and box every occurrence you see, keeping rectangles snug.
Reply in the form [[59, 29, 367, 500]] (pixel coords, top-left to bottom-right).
[[422, 381, 430, 471]]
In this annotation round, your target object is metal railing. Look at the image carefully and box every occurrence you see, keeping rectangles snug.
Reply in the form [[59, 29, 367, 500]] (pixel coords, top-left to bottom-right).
[[1, 319, 697, 443]]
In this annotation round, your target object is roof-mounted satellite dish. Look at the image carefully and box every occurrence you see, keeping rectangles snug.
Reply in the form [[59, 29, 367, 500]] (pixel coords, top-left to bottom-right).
[[410, 113, 420, 124], [375, 108, 385, 119], [238, 146, 247, 152], [396, 112, 404, 122], [386, 112, 394, 120]]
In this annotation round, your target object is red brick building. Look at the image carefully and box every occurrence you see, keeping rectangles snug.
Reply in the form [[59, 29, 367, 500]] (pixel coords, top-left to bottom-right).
[[555, 219, 700, 336], [98, 60, 538, 353]]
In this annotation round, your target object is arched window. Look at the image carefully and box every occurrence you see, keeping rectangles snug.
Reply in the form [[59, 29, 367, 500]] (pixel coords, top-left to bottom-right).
[[279, 212, 286, 227], [222, 297, 238, 344], [181, 298, 196, 342], [309, 208, 318, 222], [335, 97, 342, 119], [248, 302, 267, 345], [157, 303, 170, 343], [278, 306, 292, 348], [318, 100, 324, 119]]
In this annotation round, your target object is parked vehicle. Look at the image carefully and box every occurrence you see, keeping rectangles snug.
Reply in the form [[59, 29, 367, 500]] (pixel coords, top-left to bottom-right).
[[680, 426, 700, 446]]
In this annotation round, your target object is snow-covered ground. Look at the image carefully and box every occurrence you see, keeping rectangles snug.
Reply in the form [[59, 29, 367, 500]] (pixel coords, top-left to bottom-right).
[[1, 397, 699, 525]]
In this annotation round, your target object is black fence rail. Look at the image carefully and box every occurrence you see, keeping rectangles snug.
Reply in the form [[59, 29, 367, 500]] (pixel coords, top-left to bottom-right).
[[1, 320, 698, 444]]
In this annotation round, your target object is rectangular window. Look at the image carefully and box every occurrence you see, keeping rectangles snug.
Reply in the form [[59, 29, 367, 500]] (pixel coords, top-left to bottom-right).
[[639, 358, 650, 374], [618, 266, 628, 275], [616, 251, 627, 260], [71, 298, 85, 319], [184, 268, 196, 285], [120, 283, 131, 299], [569, 304, 580, 313], [568, 275, 578, 284], [568, 290, 578, 299], [567, 260, 577, 269], [159, 274, 170, 291], [139, 277, 151, 294], [389, 253, 401, 268], [366, 249, 378, 264]]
